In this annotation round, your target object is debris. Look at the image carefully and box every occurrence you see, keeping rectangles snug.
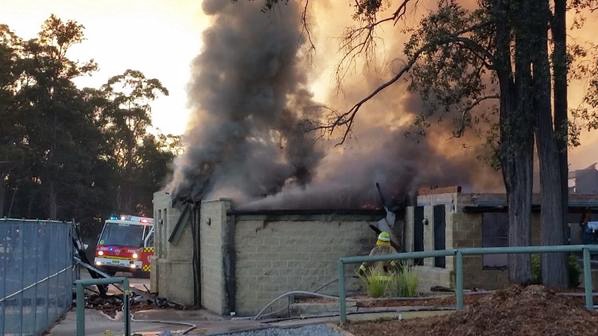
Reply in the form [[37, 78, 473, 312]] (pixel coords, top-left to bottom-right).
[[84, 285, 185, 318]]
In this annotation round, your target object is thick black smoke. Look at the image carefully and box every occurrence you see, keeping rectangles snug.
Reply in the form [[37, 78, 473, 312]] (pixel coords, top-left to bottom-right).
[[169, 0, 503, 209], [169, 0, 323, 202]]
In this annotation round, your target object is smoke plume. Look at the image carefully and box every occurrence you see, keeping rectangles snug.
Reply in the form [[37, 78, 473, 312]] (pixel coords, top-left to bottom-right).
[[169, 0, 503, 209], [169, 0, 323, 203]]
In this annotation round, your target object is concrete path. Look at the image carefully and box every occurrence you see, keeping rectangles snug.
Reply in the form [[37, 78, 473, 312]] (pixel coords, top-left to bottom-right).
[[48, 308, 271, 335], [48, 309, 186, 335]]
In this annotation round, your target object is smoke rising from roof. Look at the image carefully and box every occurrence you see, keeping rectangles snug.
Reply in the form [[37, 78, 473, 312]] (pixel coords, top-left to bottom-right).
[[169, 0, 503, 209], [169, 0, 323, 202]]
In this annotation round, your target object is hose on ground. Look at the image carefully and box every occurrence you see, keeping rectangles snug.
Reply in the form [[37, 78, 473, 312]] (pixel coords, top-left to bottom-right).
[[251, 291, 357, 321], [130, 314, 197, 335]]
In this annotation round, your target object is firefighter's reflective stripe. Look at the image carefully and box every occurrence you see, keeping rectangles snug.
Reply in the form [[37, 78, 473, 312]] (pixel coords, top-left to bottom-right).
[[142, 264, 151, 272], [143, 247, 154, 253]]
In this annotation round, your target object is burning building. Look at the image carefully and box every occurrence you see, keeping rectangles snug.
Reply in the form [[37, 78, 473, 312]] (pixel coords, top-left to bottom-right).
[[152, 186, 598, 316], [149, 0, 598, 317], [151, 191, 382, 315]]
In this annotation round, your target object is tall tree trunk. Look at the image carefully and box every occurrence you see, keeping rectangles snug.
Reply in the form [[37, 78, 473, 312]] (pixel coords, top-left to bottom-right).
[[552, 0, 569, 250], [493, 0, 533, 283], [531, 0, 568, 288]]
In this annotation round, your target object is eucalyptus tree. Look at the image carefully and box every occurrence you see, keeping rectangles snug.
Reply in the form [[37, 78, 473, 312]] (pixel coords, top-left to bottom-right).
[[256, 0, 598, 287], [100, 70, 169, 213]]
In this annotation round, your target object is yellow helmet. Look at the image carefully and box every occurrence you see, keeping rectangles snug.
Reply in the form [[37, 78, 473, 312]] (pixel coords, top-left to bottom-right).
[[377, 231, 391, 242]]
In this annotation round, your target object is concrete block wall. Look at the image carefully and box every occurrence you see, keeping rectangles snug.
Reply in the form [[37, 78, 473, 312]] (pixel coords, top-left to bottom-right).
[[448, 203, 542, 290], [423, 206, 435, 267], [152, 191, 195, 306], [413, 266, 452, 292], [233, 214, 377, 316], [199, 199, 231, 315]]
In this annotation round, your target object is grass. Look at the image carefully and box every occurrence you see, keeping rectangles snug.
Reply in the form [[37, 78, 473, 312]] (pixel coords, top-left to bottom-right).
[[360, 265, 419, 298], [360, 268, 390, 298], [396, 266, 419, 297]]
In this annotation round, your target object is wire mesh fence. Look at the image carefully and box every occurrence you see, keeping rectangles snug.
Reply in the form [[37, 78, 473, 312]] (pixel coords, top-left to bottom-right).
[[0, 219, 74, 335]]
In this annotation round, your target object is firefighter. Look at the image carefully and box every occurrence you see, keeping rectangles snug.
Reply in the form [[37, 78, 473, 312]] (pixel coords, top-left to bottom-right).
[[358, 231, 399, 275]]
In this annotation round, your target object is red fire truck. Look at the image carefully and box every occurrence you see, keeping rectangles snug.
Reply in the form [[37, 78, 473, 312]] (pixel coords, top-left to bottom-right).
[[94, 215, 154, 276]]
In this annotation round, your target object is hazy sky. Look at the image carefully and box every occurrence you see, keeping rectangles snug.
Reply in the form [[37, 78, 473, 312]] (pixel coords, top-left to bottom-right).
[[0, 0, 210, 135], [1, 0, 597, 170]]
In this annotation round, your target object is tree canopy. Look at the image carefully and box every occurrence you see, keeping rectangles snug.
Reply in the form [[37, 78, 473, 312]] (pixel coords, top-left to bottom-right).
[[259, 0, 598, 288], [0, 16, 180, 237]]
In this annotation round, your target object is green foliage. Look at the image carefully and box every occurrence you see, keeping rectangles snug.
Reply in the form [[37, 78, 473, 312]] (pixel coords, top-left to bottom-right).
[[531, 254, 581, 288], [531, 254, 542, 284], [0, 16, 178, 232], [396, 266, 419, 297], [361, 269, 389, 298], [404, 2, 496, 141], [568, 255, 581, 288], [360, 265, 419, 298]]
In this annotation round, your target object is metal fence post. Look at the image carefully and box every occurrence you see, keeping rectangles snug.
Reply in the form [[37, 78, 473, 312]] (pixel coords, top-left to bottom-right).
[[18, 221, 24, 335], [123, 278, 130, 336], [33, 223, 39, 334], [0, 222, 7, 334], [338, 259, 346, 324], [76, 282, 85, 336], [455, 251, 464, 310], [583, 248, 593, 310]]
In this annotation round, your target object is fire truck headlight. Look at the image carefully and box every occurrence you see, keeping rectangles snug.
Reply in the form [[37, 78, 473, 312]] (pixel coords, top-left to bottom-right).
[[132, 253, 138, 259], [95, 261, 102, 266], [130, 263, 136, 269], [97, 251, 104, 256]]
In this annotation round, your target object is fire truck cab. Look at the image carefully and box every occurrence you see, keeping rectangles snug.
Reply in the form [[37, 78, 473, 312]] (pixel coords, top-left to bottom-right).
[[94, 215, 154, 276]]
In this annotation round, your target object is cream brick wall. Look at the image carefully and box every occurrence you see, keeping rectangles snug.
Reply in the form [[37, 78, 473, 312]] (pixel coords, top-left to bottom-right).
[[199, 199, 231, 315], [152, 195, 387, 315], [233, 214, 377, 316], [451, 210, 545, 289], [413, 266, 452, 291], [152, 191, 195, 305], [423, 206, 435, 267]]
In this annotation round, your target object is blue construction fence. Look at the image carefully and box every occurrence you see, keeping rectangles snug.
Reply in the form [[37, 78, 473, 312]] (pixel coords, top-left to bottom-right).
[[0, 219, 74, 335]]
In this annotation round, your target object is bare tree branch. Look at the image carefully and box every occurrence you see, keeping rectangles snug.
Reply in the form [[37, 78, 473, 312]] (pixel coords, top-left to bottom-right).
[[454, 94, 500, 137], [336, 1, 417, 85], [301, 0, 315, 52], [318, 21, 494, 145], [315, 49, 422, 145]]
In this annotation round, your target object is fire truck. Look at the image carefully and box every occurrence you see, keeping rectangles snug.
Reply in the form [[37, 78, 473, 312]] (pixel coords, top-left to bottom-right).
[[94, 215, 154, 276]]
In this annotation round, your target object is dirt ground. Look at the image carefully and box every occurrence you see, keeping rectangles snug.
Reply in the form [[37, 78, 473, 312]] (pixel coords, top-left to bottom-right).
[[355, 292, 489, 308], [343, 285, 598, 336]]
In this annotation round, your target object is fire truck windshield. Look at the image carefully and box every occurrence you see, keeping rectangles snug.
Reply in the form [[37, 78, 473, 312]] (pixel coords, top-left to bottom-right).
[[99, 222, 144, 247]]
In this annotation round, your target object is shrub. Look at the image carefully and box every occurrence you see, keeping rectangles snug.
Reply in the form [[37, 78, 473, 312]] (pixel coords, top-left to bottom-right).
[[359, 268, 389, 298], [531, 254, 542, 284], [531, 253, 581, 288], [360, 265, 419, 298], [396, 266, 419, 297], [568, 254, 581, 288]]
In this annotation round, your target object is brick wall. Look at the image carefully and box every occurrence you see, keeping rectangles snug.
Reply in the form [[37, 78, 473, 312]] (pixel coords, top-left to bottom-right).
[[199, 199, 231, 314], [152, 191, 195, 305], [451, 211, 543, 289], [233, 213, 377, 316]]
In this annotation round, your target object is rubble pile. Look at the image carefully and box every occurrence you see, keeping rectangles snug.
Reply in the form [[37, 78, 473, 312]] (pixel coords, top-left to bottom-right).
[[85, 288, 184, 318], [345, 285, 598, 336]]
